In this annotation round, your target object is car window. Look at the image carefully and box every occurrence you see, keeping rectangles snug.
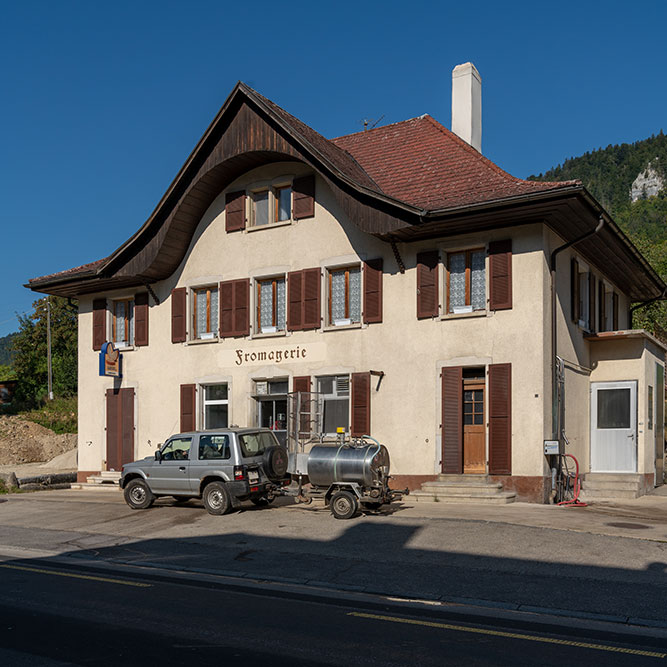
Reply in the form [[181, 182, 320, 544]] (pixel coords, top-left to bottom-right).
[[198, 434, 231, 460], [161, 437, 192, 461], [238, 431, 278, 458]]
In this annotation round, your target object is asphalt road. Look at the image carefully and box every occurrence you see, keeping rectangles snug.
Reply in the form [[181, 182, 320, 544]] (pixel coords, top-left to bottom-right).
[[1, 558, 666, 666]]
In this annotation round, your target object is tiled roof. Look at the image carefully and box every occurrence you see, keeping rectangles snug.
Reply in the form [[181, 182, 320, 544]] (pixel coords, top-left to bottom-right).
[[29, 258, 106, 284], [331, 115, 579, 210]]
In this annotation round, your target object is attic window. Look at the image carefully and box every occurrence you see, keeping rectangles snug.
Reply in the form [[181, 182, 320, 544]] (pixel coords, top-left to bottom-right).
[[250, 182, 293, 227]]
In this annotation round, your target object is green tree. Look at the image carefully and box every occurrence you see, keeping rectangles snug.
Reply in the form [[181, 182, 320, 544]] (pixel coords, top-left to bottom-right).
[[11, 296, 78, 407]]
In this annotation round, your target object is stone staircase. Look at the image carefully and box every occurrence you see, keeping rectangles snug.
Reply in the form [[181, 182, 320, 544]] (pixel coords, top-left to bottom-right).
[[70, 470, 122, 491], [580, 473, 644, 501], [411, 474, 516, 504]]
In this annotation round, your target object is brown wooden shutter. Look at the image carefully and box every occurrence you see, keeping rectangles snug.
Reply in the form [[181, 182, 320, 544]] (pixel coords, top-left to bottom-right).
[[598, 282, 606, 332], [488, 240, 512, 310], [219, 281, 234, 337], [134, 292, 149, 346], [363, 258, 383, 324], [293, 376, 311, 435], [292, 174, 315, 220], [488, 363, 512, 475], [287, 271, 303, 331], [302, 268, 321, 330], [612, 292, 619, 330], [588, 273, 596, 332], [121, 388, 135, 465], [106, 388, 119, 469], [416, 251, 439, 319], [571, 258, 580, 323], [234, 279, 250, 336], [180, 384, 196, 432], [225, 190, 246, 232], [441, 366, 463, 474], [219, 280, 248, 338], [351, 372, 371, 437], [92, 299, 106, 350], [171, 287, 187, 343]]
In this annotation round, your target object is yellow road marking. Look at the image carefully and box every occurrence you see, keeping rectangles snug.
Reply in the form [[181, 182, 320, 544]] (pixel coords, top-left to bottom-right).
[[0, 564, 151, 588], [348, 612, 666, 659]]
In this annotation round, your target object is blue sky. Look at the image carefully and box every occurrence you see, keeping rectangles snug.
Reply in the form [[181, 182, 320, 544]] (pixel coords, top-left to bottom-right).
[[1, 0, 666, 338]]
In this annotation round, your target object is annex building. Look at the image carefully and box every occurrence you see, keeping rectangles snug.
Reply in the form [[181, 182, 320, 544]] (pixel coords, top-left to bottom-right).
[[29, 64, 666, 503]]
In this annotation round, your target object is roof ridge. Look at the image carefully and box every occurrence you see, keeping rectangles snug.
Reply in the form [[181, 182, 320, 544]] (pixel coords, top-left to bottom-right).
[[332, 115, 430, 141], [422, 114, 580, 189]]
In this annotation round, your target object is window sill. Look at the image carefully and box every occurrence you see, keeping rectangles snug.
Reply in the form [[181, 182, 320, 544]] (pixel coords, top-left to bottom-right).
[[246, 220, 292, 233], [251, 330, 287, 340], [186, 336, 219, 346], [113, 343, 135, 351], [322, 322, 363, 332], [441, 310, 487, 321]]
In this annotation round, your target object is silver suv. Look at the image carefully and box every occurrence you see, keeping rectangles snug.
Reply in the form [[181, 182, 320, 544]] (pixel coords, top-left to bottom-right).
[[120, 428, 289, 515]]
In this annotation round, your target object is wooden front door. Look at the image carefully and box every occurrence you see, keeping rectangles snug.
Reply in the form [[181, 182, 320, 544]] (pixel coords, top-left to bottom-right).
[[106, 387, 135, 471], [463, 381, 485, 474]]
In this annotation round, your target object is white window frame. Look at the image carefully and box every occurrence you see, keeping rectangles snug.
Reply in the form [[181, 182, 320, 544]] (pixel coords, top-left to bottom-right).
[[317, 375, 350, 435], [200, 383, 229, 430], [191, 284, 219, 341], [444, 247, 487, 315], [254, 274, 287, 335], [248, 178, 293, 228], [111, 297, 134, 348], [326, 263, 362, 327]]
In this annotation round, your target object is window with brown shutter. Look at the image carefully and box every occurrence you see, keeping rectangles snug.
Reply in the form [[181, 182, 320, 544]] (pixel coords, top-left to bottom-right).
[[488, 240, 512, 311], [598, 281, 606, 333], [180, 384, 196, 432], [612, 292, 619, 330], [571, 258, 580, 323], [134, 292, 149, 346], [287, 269, 321, 331], [441, 366, 463, 474], [219, 279, 249, 338], [171, 288, 187, 343], [588, 273, 596, 332], [225, 190, 246, 232], [292, 174, 315, 220], [92, 298, 107, 350], [416, 251, 439, 319], [351, 372, 371, 437], [488, 363, 511, 475], [363, 258, 383, 324]]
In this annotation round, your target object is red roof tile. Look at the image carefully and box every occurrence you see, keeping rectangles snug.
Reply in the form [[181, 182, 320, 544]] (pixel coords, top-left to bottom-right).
[[29, 258, 106, 284], [332, 115, 579, 210]]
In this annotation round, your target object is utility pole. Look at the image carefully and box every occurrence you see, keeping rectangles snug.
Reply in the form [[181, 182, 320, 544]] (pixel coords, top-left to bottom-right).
[[47, 297, 53, 401]]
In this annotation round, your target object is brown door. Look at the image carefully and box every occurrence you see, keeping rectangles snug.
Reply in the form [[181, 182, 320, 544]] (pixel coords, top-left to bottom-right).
[[106, 387, 135, 471], [463, 381, 485, 474]]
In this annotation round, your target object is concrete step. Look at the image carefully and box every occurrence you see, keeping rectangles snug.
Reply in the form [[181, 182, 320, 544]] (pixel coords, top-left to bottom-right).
[[71, 482, 122, 492], [582, 480, 641, 492], [435, 474, 494, 485], [99, 471, 122, 479], [579, 489, 640, 501], [420, 483, 505, 496], [584, 473, 642, 483], [87, 472, 121, 485], [410, 490, 516, 504]]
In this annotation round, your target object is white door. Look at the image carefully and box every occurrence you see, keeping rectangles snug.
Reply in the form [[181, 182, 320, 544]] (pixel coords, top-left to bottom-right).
[[591, 381, 637, 472]]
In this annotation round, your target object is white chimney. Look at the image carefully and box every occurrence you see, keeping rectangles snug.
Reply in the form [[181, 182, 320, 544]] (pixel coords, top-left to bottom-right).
[[451, 62, 482, 152]]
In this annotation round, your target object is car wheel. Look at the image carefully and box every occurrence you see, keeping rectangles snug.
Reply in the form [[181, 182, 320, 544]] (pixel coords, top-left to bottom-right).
[[330, 490, 358, 520], [124, 479, 155, 510], [263, 446, 288, 481], [203, 481, 231, 516]]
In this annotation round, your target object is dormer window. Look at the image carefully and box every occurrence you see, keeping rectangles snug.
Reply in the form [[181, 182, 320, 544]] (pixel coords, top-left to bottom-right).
[[250, 182, 293, 227]]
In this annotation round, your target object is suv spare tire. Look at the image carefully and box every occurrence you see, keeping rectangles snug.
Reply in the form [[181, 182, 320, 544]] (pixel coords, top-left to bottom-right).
[[263, 446, 288, 481]]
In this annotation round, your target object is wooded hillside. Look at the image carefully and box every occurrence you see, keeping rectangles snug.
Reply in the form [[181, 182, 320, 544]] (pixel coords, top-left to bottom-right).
[[529, 133, 667, 341]]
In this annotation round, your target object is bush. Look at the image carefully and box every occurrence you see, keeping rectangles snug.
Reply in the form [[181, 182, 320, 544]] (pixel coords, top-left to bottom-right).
[[19, 396, 78, 434]]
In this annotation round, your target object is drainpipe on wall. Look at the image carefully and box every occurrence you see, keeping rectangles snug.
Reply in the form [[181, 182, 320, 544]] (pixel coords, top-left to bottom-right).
[[549, 216, 605, 443]]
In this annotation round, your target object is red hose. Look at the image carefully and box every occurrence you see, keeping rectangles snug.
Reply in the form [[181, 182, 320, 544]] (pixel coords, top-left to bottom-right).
[[557, 453, 587, 507]]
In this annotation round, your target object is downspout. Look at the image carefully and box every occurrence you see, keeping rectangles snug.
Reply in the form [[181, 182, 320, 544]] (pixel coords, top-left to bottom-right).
[[628, 289, 667, 328], [549, 215, 605, 441]]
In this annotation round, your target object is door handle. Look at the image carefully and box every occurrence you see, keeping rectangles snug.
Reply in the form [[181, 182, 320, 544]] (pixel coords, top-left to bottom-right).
[[179, 466, 186, 471]]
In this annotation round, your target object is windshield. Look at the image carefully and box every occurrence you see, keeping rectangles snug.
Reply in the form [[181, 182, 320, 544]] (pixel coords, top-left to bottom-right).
[[238, 431, 279, 458]]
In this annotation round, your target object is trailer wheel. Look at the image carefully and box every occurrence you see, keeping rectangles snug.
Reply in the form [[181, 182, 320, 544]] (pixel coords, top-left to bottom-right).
[[330, 490, 358, 520]]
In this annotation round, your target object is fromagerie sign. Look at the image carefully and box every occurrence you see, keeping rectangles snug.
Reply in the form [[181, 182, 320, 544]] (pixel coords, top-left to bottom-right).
[[219, 342, 326, 368]]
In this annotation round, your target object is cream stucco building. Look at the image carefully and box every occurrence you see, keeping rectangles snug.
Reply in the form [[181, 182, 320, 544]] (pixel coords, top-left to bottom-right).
[[29, 73, 666, 503]]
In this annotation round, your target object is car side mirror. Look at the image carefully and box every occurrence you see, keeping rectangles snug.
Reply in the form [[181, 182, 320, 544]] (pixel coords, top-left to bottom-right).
[[155, 449, 162, 461]]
